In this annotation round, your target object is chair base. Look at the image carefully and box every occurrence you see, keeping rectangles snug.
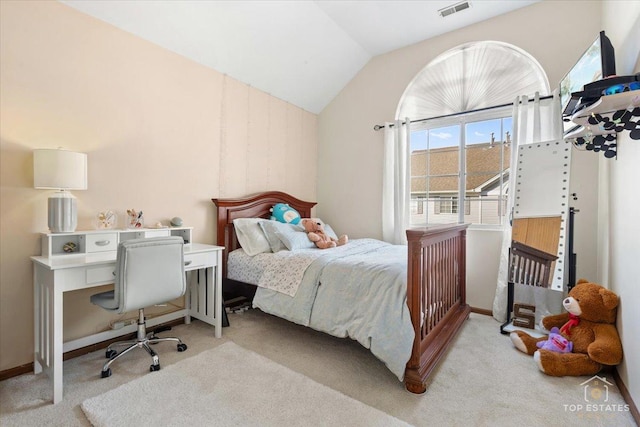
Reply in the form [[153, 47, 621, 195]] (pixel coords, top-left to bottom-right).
[[100, 309, 187, 377]]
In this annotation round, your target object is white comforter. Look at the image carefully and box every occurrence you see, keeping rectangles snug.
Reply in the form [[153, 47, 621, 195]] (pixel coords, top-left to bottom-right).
[[228, 239, 414, 381]]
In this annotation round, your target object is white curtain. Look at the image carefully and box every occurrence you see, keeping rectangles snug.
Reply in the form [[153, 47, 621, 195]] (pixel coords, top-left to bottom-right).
[[382, 119, 411, 245], [492, 91, 562, 323]]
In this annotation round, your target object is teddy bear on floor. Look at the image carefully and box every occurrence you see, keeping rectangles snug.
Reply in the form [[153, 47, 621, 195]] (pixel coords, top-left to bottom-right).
[[510, 279, 622, 376], [301, 218, 348, 249]]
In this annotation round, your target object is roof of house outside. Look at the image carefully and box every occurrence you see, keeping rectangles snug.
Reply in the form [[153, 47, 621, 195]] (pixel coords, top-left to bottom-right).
[[411, 142, 511, 194]]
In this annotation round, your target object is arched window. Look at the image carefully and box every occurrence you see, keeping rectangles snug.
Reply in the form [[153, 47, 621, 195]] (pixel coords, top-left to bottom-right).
[[398, 41, 550, 226]]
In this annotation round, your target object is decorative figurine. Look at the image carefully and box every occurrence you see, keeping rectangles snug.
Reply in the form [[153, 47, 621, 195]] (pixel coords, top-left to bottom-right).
[[127, 209, 144, 229], [95, 210, 117, 229]]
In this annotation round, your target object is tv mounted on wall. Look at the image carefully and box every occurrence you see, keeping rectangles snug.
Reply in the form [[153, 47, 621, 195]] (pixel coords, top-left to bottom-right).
[[560, 31, 616, 119]]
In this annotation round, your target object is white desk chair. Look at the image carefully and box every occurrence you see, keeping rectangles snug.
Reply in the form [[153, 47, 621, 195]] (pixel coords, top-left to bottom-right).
[[91, 237, 188, 377]]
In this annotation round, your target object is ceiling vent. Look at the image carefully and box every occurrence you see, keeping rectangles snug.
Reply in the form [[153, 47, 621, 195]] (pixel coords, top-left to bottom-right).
[[438, 1, 471, 18]]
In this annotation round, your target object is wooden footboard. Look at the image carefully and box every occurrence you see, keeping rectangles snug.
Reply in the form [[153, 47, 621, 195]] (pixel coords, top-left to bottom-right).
[[404, 224, 470, 394]]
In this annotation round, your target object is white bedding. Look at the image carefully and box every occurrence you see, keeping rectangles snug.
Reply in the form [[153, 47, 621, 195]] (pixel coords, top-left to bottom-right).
[[228, 239, 414, 381]]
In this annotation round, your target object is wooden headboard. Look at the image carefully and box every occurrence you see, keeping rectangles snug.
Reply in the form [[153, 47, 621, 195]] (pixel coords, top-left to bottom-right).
[[212, 191, 316, 277]]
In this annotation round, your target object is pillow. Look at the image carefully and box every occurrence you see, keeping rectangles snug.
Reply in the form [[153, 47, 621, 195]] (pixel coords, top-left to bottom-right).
[[323, 224, 339, 241], [258, 220, 288, 252], [232, 218, 272, 256], [260, 220, 315, 251]]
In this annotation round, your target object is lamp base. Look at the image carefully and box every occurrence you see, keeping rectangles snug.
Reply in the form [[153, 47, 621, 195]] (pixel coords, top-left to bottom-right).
[[48, 191, 78, 233]]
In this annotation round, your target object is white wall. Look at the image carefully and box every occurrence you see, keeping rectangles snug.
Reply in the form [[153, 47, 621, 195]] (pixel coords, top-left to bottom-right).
[[600, 0, 640, 411], [466, 229, 502, 310]]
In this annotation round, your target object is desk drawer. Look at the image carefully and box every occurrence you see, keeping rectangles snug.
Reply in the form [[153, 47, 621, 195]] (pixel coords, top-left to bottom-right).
[[184, 252, 216, 270], [86, 265, 115, 285], [143, 229, 170, 238], [86, 233, 118, 253]]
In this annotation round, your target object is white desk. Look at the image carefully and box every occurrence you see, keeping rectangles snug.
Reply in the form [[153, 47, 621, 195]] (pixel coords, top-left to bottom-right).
[[31, 241, 224, 404]]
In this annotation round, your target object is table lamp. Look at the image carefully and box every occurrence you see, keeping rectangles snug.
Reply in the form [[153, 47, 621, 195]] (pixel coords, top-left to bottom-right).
[[34, 148, 88, 233]]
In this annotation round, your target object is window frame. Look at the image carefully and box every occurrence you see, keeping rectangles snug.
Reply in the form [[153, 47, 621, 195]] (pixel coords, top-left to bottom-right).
[[410, 105, 513, 229]]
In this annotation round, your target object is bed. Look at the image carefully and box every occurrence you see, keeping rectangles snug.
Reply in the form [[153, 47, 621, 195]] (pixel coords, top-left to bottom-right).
[[212, 191, 470, 393]]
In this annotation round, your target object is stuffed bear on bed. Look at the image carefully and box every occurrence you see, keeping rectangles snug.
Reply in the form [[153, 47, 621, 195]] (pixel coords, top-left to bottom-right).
[[301, 218, 348, 249]]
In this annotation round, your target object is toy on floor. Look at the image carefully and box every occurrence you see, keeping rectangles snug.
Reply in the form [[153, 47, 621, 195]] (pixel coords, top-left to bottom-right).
[[510, 279, 622, 376], [301, 218, 348, 249], [536, 327, 573, 353]]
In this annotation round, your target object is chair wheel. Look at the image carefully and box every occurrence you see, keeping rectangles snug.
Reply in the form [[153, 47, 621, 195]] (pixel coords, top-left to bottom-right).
[[177, 343, 187, 352], [150, 364, 161, 372], [101, 368, 112, 378], [105, 349, 117, 359]]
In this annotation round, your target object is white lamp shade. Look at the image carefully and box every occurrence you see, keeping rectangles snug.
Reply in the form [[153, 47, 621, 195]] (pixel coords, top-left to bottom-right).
[[34, 149, 87, 190]]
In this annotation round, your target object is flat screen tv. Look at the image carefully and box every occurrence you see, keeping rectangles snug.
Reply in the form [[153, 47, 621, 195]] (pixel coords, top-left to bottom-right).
[[560, 31, 616, 119]]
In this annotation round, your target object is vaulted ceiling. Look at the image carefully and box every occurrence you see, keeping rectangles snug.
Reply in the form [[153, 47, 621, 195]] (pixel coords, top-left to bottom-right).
[[60, 0, 539, 114]]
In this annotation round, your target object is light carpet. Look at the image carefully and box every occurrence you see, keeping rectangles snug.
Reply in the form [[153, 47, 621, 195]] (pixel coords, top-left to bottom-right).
[[81, 341, 411, 427]]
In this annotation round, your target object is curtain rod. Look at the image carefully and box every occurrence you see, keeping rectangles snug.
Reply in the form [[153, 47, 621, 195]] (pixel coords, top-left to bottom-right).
[[373, 94, 554, 131]]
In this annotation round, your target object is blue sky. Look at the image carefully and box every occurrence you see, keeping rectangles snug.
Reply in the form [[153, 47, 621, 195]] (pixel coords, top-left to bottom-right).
[[410, 117, 513, 152]]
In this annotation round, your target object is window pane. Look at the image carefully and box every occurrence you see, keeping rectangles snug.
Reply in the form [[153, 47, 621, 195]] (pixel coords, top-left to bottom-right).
[[466, 119, 501, 145], [464, 118, 510, 225], [411, 129, 427, 153], [410, 125, 460, 226]]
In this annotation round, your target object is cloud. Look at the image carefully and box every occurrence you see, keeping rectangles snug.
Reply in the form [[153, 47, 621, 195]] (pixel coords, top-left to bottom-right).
[[430, 132, 452, 139], [474, 131, 484, 137]]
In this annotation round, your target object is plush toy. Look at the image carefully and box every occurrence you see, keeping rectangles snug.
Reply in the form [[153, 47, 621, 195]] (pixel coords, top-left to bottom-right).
[[301, 218, 348, 249], [510, 279, 623, 377], [270, 203, 301, 225], [536, 327, 573, 353]]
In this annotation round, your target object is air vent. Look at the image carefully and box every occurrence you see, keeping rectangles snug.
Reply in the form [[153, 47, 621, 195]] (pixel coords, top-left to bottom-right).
[[438, 1, 471, 18]]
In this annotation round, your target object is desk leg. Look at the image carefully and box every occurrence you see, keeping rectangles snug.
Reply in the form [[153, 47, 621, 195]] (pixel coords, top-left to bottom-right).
[[215, 250, 223, 337], [186, 263, 222, 338], [51, 285, 63, 404], [213, 264, 222, 338], [202, 265, 222, 338], [33, 268, 42, 375], [33, 266, 64, 404], [184, 271, 192, 325]]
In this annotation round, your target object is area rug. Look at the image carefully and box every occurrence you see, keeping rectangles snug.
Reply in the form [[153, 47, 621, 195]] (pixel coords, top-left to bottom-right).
[[81, 341, 412, 427]]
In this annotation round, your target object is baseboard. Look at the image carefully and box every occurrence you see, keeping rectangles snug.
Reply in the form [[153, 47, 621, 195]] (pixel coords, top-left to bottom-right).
[[470, 307, 492, 317], [0, 318, 185, 382], [613, 368, 639, 424], [0, 362, 34, 382]]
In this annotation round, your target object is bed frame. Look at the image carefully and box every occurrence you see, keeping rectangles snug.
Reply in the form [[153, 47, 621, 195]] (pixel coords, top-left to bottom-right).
[[212, 191, 470, 393]]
